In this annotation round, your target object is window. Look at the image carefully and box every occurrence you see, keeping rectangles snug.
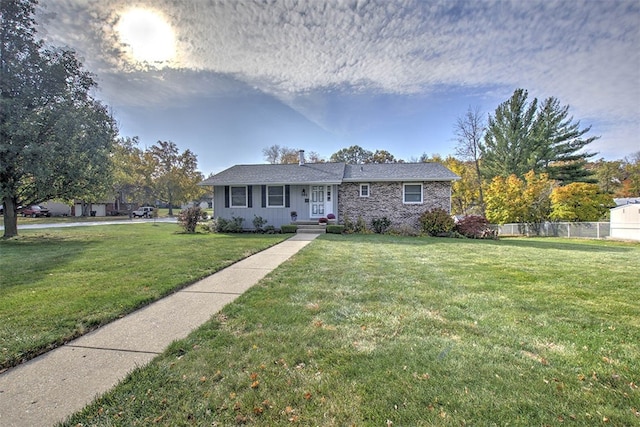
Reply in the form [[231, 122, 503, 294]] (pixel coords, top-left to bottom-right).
[[267, 185, 285, 207], [360, 183, 370, 197], [403, 183, 423, 204], [230, 186, 247, 207]]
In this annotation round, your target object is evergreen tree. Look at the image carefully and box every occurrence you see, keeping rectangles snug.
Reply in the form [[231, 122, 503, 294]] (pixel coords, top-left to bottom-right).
[[481, 89, 597, 184], [533, 97, 597, 183], [481, 89, 538, 179]]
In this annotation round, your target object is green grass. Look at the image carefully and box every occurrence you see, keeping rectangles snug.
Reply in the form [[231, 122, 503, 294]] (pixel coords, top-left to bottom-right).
[[60, 235, 640, 426], [0, 224, 286, 369]]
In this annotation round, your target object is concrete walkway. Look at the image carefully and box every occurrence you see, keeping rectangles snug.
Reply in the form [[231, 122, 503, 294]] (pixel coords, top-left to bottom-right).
[[0, 233, 319, 427]]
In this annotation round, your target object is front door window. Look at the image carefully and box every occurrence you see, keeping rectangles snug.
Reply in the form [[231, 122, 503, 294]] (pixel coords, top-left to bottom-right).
[[311, 185, 325, 217]]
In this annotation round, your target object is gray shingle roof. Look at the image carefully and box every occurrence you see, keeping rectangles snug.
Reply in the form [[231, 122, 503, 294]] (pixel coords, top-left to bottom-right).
[[200, 162, 459, 186], [201, 163, 346, 186], [343, 162, 460, 182]]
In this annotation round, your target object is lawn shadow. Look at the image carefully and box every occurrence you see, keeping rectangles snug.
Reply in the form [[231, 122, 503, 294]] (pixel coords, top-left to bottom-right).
[[480, 237, 635, 253], [0, 234, 93, 290], [319, 233, 635, 253]]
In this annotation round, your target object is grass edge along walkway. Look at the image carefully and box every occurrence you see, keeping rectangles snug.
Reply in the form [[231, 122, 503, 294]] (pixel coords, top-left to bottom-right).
[[60, 235, 639, 426], [0, 224, 288, 370], [0, 233, 316, 427]]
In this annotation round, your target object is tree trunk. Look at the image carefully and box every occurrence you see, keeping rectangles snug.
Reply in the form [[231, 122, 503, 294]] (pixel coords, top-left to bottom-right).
[[2, 197, 19, 238], [474, 159, 486, 216]]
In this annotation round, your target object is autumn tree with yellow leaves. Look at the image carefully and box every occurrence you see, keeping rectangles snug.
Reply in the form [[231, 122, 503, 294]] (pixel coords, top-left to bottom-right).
[[550, 183, 615, 222]]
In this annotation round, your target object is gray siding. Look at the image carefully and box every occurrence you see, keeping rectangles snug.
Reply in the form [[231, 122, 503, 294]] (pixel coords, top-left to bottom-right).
[[337, 181, 452, 231], [213, 185, 338, 229]]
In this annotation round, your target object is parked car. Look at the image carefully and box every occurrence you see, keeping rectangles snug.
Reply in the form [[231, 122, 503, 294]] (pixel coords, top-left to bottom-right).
[[21, 205, 51, 217], [132, 206, 154, 218]]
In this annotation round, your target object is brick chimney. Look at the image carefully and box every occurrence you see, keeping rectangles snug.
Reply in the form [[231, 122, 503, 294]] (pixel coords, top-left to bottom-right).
[[298, 150, 305, 166]]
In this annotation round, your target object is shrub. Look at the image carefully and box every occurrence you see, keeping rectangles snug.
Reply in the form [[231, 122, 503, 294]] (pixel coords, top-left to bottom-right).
[[389, 224, 421, 237], [280, 224, 298, 233], [326, 225, 345, 234], [341, 215, 369, 233], [371, 217, 391, 234], [455, 215, 498, 239], [354, 216, 369, 233], [252, 215, 268, 232], [213, 216, 245, 233], [342, 215, 354, 233], [177, 206, 206, 233], [419, 208, 455, 236]]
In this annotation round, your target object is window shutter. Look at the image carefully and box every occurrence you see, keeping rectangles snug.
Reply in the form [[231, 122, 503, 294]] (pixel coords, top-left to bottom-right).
[[261, 185, 267, 208], [224, 186, 229, 208], [285, 185, 290, 208], [247, 185, 253, 208]]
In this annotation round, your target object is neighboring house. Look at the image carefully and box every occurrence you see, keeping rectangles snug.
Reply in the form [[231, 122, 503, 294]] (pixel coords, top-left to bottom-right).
[[613, 197, 640, 206], [73, 201, 115, 217], [610, 203, 640, 241], [41, 201, 71, 216], [200, 151, 459, 231]]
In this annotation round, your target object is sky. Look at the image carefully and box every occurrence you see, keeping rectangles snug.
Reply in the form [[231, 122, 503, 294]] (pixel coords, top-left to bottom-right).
[[36, 0, 639, 176]]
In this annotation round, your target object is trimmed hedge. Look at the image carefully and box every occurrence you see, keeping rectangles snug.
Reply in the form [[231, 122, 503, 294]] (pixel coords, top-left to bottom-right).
[[280, 224, 298, 233], [326, 225, 345, 234]]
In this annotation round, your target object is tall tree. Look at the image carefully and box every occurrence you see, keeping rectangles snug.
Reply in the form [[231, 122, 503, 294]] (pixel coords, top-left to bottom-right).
[[592, 158, 625, 195], [367, 149, 397, 164], [481, 89, 538, 179], [418, 153, 444, 163], [454, 106, 486, 212], [484, 171, 553, 234], [621, 152, 640, 197], [111, 136, 153, 213], [330, 145, 373, 164], [533, 96, 597, 183], [550, 183, 614, 221], [444, 157, 482, 216], [484, 174, 527, 225], [1, 0, 116, 237], [147, 141, 205, 216], [262, 144, 298, 164], [481, 88, 597, 184], [262, 145, 322, 164], [520, 171, 553, 234]]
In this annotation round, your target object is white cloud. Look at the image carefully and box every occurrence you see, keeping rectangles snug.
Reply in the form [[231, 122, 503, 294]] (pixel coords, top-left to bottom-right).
[[37, 0, 639, 157]]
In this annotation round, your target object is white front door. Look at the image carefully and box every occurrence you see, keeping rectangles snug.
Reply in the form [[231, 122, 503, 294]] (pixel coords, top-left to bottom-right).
[[310, 185, 325, 218]]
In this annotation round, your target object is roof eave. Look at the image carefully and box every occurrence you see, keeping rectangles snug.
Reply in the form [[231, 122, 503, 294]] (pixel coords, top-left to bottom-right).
[[342, 177, 459, 182], [203, 180, 343, 186]]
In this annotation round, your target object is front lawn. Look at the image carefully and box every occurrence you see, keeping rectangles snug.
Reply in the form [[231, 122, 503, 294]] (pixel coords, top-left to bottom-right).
[[0, 224, 287, 369], [62, 235, 639, 426]]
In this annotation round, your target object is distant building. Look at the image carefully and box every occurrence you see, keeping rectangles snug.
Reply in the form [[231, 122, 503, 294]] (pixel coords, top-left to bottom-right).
[[610, 203, 640, 241]]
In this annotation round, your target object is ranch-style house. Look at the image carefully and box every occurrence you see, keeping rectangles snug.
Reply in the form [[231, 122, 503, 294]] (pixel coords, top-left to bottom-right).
[[200, 150, 459, 231]]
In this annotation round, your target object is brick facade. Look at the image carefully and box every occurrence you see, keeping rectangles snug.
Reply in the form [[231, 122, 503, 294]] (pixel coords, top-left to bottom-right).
[[337, 181, 452, 231]]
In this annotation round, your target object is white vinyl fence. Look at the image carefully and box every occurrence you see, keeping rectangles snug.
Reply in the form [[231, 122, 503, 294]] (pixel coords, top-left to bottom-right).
[[496, 222, 610, 239]]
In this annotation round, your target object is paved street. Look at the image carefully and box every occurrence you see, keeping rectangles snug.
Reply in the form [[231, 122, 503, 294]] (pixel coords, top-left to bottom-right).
[[0, 217, 177, 231]]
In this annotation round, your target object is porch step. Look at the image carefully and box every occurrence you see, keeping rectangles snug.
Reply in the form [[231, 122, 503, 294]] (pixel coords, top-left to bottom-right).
[[295, 223, 326, 234]]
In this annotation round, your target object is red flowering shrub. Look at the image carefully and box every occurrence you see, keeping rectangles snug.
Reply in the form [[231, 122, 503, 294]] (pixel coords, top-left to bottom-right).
[[455, 215, 497, 239]]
